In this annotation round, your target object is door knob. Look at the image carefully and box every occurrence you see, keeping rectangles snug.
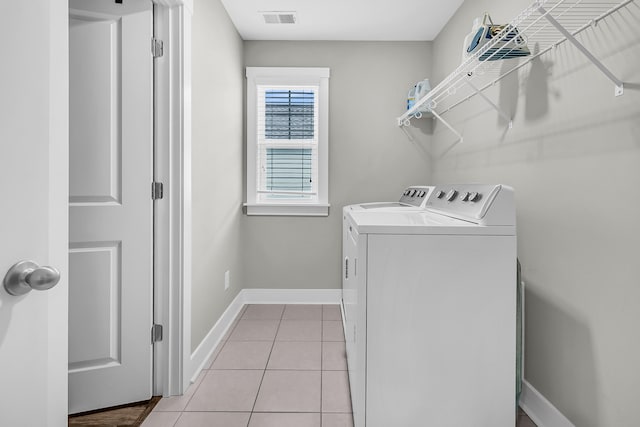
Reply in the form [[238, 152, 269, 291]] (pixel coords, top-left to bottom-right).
[[3, 260, 61, 296]]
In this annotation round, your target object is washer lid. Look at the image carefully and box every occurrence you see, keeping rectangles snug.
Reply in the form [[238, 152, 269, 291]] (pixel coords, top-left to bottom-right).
[[352, 202, 421, 210], [345, 185, 435, 212], [347, 210, 515, 236]]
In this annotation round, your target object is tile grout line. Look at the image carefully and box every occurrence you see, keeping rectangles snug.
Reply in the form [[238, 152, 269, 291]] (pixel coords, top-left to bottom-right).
[[174, 305, 251, 426], [175, 354, 214, 414], [157, 316, 238, 417], [205, 304, 249, 370], [206, 320, 237, 369], [235, 304, 255, 427], [174, 307, 250, 418], [246, 304, 285, 426], [166, 310, 241, 426], [170, 411, 181, 427]]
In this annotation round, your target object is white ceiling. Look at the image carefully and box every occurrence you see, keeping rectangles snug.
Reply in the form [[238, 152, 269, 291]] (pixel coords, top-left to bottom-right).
[[219, 0, 465, 41]]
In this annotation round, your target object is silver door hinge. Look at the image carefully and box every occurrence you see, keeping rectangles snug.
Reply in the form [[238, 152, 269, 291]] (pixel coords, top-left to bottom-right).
[[151, 324, 163, 343], [152, 38, 164, 58], [152, 182, 164, 200]]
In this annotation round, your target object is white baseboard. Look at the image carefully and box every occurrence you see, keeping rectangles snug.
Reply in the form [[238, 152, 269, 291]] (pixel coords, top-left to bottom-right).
[[242, 288, 342, 304], [520, 380, 575, 427], [189, 291, 245, 383], [188, 288, 342, 384]]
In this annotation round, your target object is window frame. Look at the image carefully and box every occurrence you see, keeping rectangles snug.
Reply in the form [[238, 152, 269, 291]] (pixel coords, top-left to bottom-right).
[[245, 67, 330, 216]]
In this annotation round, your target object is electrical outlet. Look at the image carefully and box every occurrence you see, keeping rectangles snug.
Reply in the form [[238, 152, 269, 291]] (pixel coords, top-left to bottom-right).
[[224, 270, 230, 290]]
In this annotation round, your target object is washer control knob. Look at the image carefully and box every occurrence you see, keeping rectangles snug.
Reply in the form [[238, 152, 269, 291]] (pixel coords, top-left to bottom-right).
[[461, 192, 470, 202], [409, 189, 416, 197], [403, 189, 410, 196], [468, 192, 480, 202], [419, 191, 426, 198], [446, 190, 458, 202], [436, 190, 445, 199]]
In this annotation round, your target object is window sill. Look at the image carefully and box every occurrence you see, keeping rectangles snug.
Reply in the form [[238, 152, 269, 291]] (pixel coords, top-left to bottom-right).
[[244, 203, 330, 217]]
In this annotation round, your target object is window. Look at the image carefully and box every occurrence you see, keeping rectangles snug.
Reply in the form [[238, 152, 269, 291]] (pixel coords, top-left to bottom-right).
[[245, 67, 330, 216]]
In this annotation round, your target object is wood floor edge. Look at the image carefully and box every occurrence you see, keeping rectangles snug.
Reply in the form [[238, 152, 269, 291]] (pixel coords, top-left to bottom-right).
[[134, 396, 162, 426], [68, 396, 162, 426]]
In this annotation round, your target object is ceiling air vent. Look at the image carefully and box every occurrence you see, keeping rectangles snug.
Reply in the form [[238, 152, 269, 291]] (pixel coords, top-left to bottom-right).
[[261, 11, 297, 24]]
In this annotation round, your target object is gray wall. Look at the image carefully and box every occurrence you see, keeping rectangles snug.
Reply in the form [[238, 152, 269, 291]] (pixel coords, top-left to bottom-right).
[[191, 0, 245, 351], [431, 2, 640, 426], [242, 41, 433, 290]]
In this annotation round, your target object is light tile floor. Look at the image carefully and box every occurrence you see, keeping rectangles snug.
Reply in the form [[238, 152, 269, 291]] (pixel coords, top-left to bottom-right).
[[143, 304, 352, 427], [143, 303, 537, 427]]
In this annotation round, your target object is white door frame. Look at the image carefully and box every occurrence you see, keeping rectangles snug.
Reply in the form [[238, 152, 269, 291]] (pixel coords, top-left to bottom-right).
[[151, 0, 193, 396], [49, 0, 70, 420]]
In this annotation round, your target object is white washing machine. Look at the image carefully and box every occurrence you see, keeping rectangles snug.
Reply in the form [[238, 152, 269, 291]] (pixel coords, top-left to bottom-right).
[[342, 184, 517, 427]]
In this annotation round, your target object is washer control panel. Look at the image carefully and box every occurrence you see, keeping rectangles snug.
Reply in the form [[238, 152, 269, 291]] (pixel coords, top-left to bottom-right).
[[398, 186, 434, 207], [427, 184, 503, 221]]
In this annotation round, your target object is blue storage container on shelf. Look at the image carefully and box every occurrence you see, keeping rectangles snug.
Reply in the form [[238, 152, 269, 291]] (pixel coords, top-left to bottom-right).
[[407, 79, 432, 116]]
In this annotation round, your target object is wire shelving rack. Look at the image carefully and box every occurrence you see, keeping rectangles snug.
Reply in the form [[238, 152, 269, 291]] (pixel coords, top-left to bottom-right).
[[396, 0, 635, 142]]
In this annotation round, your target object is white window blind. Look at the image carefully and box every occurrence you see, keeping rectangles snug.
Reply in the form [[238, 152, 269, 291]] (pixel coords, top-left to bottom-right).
[[245, 67, 329, 216], [257, 85, 319, 201]]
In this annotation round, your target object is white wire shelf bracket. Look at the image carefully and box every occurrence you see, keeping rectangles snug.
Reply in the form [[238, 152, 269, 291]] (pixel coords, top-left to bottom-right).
[[431, 110, 464, 144], [465, 79, 513, 129], [397, 0, 634, 132], [537, 5, 624, 95]]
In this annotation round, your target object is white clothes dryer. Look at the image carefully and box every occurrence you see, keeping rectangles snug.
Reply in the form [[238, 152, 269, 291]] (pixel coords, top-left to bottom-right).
[[342, 184, 517, 427]]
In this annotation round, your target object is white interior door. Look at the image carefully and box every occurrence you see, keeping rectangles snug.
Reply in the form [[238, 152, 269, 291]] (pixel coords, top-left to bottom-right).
[[0, 0, 68, 425], [68, 0, 153, 414]]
